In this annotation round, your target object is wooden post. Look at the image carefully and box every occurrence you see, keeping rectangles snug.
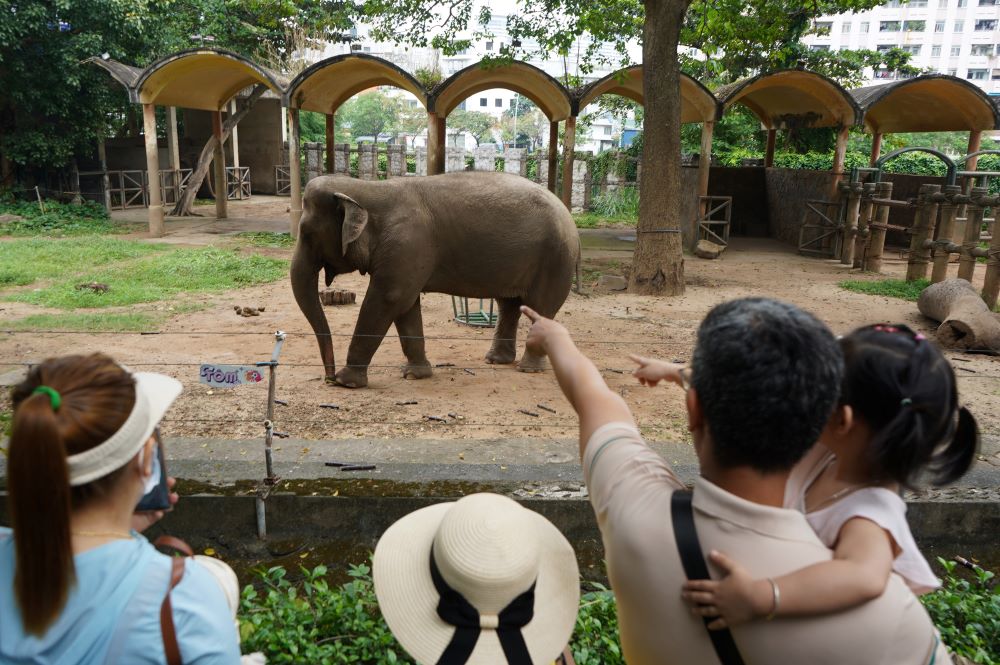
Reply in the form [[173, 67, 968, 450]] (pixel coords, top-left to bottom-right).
[[698, 120, 715, 207], [830, 126, 850, 198], [907, 184, 940, 282], [547, 120, 558, 193], [864, 181, 892, 273], [958, 185, 987, 282], [841, 181, 863, 266], [142, 103, 165, 237], [869, 132, 882, 167], [931, 185, 962, 284], [212, 110, 228, 219], [426, 112, 442, 175], [167, 107, 181, 200], [326, 114, 335, 173], [97, 135, 112, 212], [561, 115, 577, 210], [435, 115, 446, 175], [288, 108, 302, 238], [764, 128, 777, 167], [854, 182, 876, 269], [967, 130, 983, 172], [983, 206, 1000, 309], [229, 99, 241, 171]]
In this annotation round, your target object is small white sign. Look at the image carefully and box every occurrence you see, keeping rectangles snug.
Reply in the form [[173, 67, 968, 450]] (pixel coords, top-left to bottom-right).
[[199, 364, 264, 388]]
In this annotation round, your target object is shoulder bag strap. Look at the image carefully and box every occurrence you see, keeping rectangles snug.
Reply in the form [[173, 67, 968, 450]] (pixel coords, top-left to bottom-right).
[[154, 536, 193, 665], [670, 491, 747, 665]]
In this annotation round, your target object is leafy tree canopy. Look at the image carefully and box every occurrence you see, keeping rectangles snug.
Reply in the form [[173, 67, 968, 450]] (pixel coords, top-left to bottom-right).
[[448, 109, 495, 146], [338, 91, 400, 141]]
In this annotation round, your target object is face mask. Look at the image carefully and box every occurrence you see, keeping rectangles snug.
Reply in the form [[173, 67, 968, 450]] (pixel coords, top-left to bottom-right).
[[138, 444, 162, 496]]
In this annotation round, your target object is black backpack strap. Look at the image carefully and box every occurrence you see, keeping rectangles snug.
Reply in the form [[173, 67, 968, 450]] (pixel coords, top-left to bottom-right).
[[671, 491, 747, 665]]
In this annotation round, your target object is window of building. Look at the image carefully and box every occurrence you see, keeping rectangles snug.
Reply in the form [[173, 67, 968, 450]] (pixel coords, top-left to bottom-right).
[[603, 126, 612, 136], [948, 67, 958, 75], [982, 0, 999, 5], [939, 0, 948, 6], [880, 21, 901, 32], [952, 45, 963, 55], [972, 43, 995, 55], [485, 40, 494, 50], [495, 98, 503, 107], [958, 0, 967, 6], [907, 0, 928, 5], [935, 20, 946, 32], [479, 98, 487, 107], [860, 21, 870, 33], [992, 68, 1000, 78], [842, 22, 851, 33], [901, 45, 922, 54], [876, 44, 895, 52], [955, 20, 965, 32], [932, 45, 943, 56], [903, 21, 925, 31], [975, 19, 998, 31], [968, 68, 989, 79], [810, 44, 831, 51], [815, 22, 833, 34]]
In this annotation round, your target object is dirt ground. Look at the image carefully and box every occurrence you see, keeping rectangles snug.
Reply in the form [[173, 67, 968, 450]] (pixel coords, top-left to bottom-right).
[[2, 197, 998, 451]]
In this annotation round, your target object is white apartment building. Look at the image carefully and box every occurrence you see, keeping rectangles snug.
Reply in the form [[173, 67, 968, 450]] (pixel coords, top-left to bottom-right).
[[801, 0, 1000, 94]]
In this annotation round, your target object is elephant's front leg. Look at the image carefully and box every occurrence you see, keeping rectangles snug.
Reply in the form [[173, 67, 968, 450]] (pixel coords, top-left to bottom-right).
[[337, 286, 417, 388], [395, 297, 433, 380]]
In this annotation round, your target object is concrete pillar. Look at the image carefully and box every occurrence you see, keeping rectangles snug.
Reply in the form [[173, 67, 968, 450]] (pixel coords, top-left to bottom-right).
[[474, 144, 496, 171], [931, 185, 962, 284], [229, 99, 240, 170], [561, 115, 577, 210], [907, 184, 941, 282], [698, 120, 714, 208], [864, 181, 893, 273], [288, 108, 302, 238], [304, 142, 323, 182], [212, 110, 228, 219], [334, 144, 350, 175], [959, 186, 988, 282], [830, 126, 850, 199], [538, 158, 549, 189], [167, 107, 181, 201], [416, 146, 428, 176], [547, 121, 558, 193], [869, 132, 882, 167], [358, 144, 377, 180], [142, 103, 164, 237], [503, 148, 526, 176], [445, 146, 465, 173], [764, 128, 777, 167], [841, 181, 863, 266], [570, 158, 587, 212], [426, 112, 442, 175], [435, 116, 446, 174], [967, 130, 983, 172], [386, 144, 405, 177], [326, 114, 335, 173]]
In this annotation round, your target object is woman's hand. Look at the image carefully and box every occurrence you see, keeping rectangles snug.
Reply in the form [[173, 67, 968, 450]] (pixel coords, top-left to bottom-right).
[[681, 550, 775, 629], [521, 306, 571, 357], [629, 355, 686, 388], [131, 476, 178, 533]]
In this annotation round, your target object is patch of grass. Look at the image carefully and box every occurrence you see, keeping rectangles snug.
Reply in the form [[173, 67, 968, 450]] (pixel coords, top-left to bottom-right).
[[236, 231, 296, 248], [839, 278, 931, 302], [592, 187, 640, 219], [574, 212, 638, 229], [7, 248, 288, 309], [0, 237, 165, 287], [3, 312, 159, 331], [0, 200, 123, 236]]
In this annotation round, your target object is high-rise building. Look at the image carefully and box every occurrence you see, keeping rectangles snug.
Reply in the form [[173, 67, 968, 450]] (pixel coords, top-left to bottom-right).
[[801, 0, 1000, 95]]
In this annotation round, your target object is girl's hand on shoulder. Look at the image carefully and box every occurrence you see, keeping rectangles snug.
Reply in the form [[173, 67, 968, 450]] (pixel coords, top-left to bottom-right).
[[681, 550, 775, 629]]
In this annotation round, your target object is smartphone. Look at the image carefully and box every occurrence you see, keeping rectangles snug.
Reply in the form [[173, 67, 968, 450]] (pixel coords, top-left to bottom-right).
[[135, 429, 171, 512]]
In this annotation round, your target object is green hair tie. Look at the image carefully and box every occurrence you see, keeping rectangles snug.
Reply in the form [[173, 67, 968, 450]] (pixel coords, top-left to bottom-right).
[[32, 386, 61, 411], [900, 397, 913, 407]]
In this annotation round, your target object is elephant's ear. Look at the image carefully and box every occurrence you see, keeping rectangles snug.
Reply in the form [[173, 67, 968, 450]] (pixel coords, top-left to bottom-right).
[[335, 193, 368, 256]]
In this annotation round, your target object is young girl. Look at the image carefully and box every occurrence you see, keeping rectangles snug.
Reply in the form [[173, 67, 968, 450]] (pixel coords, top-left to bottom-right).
[[631, 323, 979, 628]]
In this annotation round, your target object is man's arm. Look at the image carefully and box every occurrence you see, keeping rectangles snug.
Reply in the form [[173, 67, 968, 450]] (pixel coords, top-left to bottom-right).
[[521, 306, 635, 461]]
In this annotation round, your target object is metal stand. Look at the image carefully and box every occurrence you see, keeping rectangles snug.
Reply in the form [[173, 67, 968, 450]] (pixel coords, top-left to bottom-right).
[[255, 330, 286, 539], [451, 297, 498, 327]]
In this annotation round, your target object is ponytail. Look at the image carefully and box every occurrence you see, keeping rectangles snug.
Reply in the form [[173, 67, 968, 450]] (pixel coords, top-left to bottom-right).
[[929, 406, 980, 486], [7, 393, 75, 635]]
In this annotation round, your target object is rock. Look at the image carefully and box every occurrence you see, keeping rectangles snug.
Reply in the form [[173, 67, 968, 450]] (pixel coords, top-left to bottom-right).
[[320, 289, 357, 306], [596, 275, 628, 291], [694, 239, 726, 260], [917, 278, 1000, 353]]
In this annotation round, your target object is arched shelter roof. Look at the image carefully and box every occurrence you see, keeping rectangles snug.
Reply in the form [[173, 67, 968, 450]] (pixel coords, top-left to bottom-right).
[[717, 69, 861, 130], [852, 75, 1000, 133], [432, 60, 572, 121], [576, 66, 720, 124], [134, 48, 287, 111], [85, 57, 144, 92], [286, 53, 428, 113]]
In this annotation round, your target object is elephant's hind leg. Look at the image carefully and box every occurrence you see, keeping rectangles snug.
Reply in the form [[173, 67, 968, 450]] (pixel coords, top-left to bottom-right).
[[485, 297, 521, 365], [395, 297, 433, 380]]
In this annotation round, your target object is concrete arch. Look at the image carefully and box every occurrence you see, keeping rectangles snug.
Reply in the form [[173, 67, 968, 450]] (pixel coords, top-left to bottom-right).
[[85, 57, 143, 94], [285, 53, 428, 113], [717, 69, 861, 129], [135, 48, 287, 111], [431, 60, 572, 121], [853, 75, 1000, 134], [576, 66, 720, 124]]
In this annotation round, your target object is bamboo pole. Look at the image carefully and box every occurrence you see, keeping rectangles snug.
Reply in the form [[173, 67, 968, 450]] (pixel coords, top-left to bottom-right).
[[958, 186, 988, 282], [907, 184, 941, 282], [864, 181, 893, 273], [931, 185, 962, 284]]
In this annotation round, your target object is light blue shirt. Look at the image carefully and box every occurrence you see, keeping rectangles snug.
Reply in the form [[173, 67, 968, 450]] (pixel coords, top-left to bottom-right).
[[0, 527, 241, 664]]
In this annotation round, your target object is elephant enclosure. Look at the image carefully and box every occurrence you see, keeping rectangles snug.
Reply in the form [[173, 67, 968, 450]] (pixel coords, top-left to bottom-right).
[[2, 232, 999, 453]]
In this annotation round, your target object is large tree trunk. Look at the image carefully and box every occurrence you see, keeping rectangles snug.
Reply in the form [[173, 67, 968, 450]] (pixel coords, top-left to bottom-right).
[[170, 85, 268, 216], [629, 0, 691, 295]]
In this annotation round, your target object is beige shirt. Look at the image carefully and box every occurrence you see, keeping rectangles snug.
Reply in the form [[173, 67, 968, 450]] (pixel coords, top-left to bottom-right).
[[584, 423, 951, 665]]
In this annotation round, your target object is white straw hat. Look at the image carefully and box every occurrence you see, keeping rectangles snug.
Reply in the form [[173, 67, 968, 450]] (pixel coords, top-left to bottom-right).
[[373, 493, 579, 665], [66, 372, 182, 486]]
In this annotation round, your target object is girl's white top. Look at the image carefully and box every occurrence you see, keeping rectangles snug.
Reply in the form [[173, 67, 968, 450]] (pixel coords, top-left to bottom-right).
[[784, 444, 940, 595]]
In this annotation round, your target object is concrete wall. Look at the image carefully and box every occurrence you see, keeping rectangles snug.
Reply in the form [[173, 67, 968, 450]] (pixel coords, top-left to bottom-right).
[[764, 168, 838, 245], [706, 167, 769, 238]]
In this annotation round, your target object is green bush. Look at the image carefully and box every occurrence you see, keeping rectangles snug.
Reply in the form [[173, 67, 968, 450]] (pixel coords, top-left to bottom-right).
[[571, 582, 624, 665], [921, 558, 1000, 665], [592, 187, 640, 219], [0, 199, 120, 236]]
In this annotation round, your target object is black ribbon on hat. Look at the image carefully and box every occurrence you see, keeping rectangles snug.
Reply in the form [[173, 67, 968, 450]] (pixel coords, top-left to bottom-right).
[[430, 549, 536, 665]]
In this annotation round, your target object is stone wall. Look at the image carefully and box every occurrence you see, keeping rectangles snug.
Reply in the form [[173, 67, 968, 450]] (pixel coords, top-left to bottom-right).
[[706, 167, 769, 238], [764, 168, 839, 245]]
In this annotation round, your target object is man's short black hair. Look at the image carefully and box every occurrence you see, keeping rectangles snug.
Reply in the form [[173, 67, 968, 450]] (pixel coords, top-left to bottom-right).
[[690, 298, 843, 473]]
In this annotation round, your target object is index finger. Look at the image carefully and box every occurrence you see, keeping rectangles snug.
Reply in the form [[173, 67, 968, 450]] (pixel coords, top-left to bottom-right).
[[520, 305, 542, 322]]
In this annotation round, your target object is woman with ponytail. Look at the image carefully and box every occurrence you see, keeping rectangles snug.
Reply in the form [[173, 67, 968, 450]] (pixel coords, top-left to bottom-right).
[[678, 323, 980, 628], [0, 353, 240, 664]]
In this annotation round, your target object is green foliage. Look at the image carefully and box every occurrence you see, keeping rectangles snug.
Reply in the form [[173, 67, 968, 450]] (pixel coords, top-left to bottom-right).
[[592, 187, 640, 219], [571, 582, 624, 665], [0, 200, 121, 236], [447, 110, 495, 146], [0, 237, 163, 286], [339, 92, 401, 142], [839, 278, 931, 302], [5, 247, 287, 308], [236, 232, 296, 248], [239, 564, 413, 665], [412, 66, 443, 88], [921, 558, 999, 664]]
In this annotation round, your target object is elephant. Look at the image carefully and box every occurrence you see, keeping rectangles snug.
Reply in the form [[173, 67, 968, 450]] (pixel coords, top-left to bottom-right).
[[290, 171, 580, 388]]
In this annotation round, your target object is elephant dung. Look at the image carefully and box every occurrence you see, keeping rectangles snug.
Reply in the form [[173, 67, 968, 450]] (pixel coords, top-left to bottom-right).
[[320, 289, 357, 306], [694, 239, 726, 260], [234, 305, 265, 317], [917, 278, 1000, 353]]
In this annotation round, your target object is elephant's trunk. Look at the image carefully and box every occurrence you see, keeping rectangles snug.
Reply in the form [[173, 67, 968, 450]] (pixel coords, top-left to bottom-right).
[[291, 241, 336, 381]]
